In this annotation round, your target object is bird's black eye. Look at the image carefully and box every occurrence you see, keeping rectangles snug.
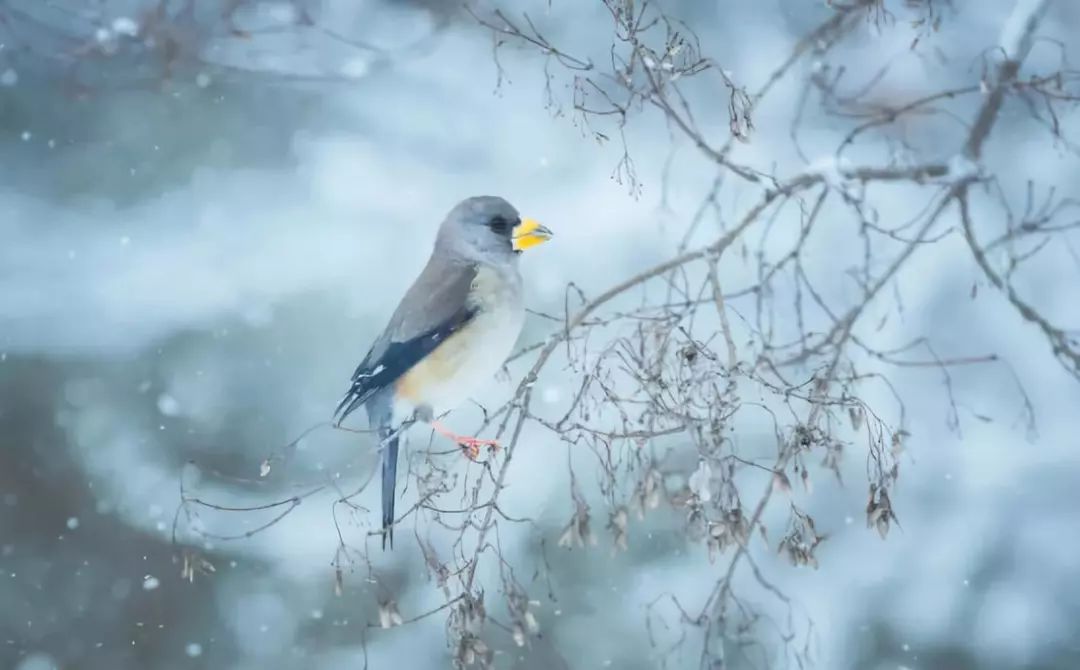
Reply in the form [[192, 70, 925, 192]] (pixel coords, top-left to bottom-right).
[[489, 216, 513, 235]]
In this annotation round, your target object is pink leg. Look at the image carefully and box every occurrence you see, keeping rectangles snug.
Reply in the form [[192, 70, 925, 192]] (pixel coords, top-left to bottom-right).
[[430, 420, 500, 460]]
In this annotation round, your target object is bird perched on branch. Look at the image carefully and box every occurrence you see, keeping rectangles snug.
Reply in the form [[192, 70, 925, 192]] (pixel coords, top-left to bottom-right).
[[334, 196, 553, 549]]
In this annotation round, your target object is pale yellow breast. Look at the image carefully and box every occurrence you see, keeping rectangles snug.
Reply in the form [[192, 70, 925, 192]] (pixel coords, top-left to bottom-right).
[[395, 328, 476, 403], [394, 266, 523, 414]]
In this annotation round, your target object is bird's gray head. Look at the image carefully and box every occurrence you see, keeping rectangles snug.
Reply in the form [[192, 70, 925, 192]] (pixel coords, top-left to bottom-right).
[[435, 196, 552, 263]]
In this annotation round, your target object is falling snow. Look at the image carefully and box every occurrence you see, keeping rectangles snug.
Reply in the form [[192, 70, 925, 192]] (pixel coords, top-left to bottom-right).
[[156, 393, 181, 416]]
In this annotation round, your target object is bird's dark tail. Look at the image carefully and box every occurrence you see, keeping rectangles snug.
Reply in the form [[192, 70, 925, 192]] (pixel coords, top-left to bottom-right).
[[379, 425, 399, 550]]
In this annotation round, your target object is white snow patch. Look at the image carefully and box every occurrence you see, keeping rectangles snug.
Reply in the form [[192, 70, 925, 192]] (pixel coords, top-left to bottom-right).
[[999, 0, 1049, 60], [15, 653, 58, 670], [947, 153, 980, 181], [341, 57, 371, 80], [156, 393, 181, 416], [688, 460, 712, 502], [265, 2, 298, 24], [806, 155, 854, 192], [111, 17, 139, 37]]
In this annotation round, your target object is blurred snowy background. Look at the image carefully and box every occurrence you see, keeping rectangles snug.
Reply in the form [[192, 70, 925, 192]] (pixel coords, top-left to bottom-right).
[[2, 0, 1079, 668]]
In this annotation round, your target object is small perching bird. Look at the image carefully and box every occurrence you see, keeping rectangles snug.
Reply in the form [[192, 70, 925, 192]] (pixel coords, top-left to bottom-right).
[[333, 196, 553, 549]]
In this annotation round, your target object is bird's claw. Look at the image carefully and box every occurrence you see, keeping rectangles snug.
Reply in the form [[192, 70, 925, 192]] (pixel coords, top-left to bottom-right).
[[456, 436, 500, 461], [431, 420, 499, 460]]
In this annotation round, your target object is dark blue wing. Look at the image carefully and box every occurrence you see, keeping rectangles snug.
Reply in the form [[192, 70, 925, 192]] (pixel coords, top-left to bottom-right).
[[333, 307, 476, 424]]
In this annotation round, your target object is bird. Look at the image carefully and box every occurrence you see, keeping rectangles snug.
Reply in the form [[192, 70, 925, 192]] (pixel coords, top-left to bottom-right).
[[333, 196, 553, 549]]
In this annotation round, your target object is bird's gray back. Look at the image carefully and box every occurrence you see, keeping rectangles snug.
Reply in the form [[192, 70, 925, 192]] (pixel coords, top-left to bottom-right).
[[366, 254, 478, 366]]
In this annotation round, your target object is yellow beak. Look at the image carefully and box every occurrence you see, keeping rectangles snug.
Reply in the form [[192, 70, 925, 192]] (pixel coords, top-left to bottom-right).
[[512, 218, 553, 252]]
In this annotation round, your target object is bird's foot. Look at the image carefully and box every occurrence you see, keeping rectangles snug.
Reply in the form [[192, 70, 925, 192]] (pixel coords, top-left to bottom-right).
[[456, 435, 501, 460], [431, 420, 500, 460]]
